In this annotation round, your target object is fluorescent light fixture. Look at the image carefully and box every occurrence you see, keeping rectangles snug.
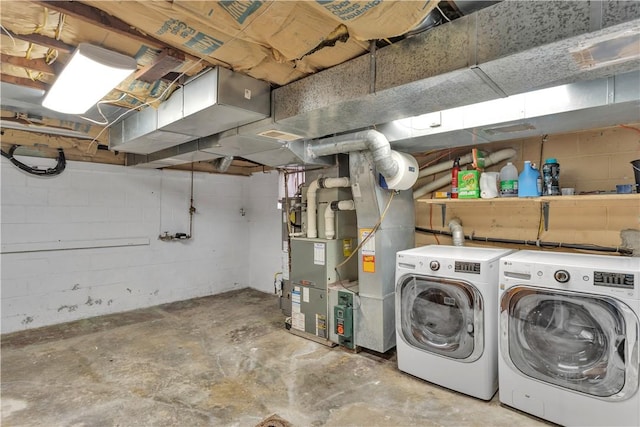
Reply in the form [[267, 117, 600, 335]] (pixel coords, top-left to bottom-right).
[[42, 43, 137, 114]]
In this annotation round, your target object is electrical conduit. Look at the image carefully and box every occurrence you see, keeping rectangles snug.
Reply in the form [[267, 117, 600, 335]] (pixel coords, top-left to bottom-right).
[[306, 177, 350, 238], [324, 200, 355, 240], [413, 148, 516, 199]]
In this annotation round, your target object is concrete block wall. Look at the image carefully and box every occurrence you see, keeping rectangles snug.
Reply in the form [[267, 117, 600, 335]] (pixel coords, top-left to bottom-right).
[[475, 124, 640, 193], [1, 159, 281, 334]]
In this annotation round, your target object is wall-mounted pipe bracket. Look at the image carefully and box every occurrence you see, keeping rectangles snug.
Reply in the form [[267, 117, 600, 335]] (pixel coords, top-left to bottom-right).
[[542, 201, 550, 231]]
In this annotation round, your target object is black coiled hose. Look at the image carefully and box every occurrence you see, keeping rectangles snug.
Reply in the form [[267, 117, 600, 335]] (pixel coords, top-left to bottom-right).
[[1, 145, 66, 177]]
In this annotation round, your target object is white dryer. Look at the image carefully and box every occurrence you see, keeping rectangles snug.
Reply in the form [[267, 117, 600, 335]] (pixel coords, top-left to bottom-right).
[[395, 245, 514, 400], [498, 250, 640, 426]]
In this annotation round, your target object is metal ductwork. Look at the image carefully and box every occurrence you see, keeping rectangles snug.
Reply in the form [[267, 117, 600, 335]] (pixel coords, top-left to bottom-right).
[[111, 67, 270, 155], [126, 1, 640, 169], [381, 70, 640, 153], [273, 1, 640, 141]]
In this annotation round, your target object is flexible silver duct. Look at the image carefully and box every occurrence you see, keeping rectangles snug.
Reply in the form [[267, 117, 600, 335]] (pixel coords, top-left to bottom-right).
[[213, 156, 234, 173], [309, 130, 400, 180]]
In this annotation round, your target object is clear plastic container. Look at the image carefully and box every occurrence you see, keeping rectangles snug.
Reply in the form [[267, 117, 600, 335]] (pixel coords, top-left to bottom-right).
[[500, 162, 518, 197]]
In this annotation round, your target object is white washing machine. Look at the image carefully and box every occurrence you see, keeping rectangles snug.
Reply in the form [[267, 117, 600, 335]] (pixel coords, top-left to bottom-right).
[[395, 245, 514, 400], [498, 250, 640, 426]]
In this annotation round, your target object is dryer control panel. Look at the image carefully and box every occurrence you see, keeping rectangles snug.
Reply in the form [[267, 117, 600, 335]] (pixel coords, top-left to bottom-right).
[[594, 271, 634, 289]]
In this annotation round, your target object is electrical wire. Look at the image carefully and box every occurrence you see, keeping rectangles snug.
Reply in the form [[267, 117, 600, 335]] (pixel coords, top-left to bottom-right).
[[80, 93, 128, 126], [618, 124, 640, 136], [336, 190, 396, 270], [1, 145, 66, 177], [333, 190, 397, 292], [429, 202, 440, 245], [85, 58, 205, 150], [0, 24, 17, 47], [188, 164, 195, 238]]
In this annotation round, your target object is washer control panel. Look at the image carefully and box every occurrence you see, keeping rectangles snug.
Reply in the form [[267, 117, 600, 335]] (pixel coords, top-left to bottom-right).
[[454, 261, 481, 274], [594, 271, 634, 289]]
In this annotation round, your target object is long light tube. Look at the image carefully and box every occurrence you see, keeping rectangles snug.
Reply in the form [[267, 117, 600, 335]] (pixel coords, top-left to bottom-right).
[[42, 43, 137, 114]]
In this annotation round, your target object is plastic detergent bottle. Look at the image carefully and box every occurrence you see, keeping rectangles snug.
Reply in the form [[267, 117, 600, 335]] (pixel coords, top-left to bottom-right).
[[499, 162, 518, 197], [542, 158, 561, 195], [518, 161, 542, 197]]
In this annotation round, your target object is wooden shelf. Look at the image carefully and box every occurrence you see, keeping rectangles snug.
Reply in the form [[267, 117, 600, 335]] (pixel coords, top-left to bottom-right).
[[416, 193, 639, 232], [417, 194, 639, 204]]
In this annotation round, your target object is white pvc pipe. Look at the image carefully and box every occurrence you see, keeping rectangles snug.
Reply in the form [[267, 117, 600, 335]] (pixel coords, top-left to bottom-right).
[[306, 177, 350, 238], [413, 148, 516, 199], [449, 218, 464, 246], [324, 200, 355, 240], [306, 180, 320, 238]]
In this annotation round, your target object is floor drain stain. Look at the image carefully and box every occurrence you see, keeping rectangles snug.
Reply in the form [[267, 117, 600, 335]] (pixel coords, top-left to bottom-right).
[[255, 414, 292, 427]]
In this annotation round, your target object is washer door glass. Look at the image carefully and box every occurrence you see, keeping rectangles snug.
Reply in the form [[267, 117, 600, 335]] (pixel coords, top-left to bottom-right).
[[503, 288, 630, 397], [399, 275, 482, 360]]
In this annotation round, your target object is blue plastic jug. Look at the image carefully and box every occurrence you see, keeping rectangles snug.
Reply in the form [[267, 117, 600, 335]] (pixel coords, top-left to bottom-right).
[[518, 161, 542, 197]]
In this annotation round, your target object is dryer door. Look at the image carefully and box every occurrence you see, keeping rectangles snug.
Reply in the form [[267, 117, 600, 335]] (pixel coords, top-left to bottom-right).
[[397, 274, 483, 361], [500, 286, 639, 400]]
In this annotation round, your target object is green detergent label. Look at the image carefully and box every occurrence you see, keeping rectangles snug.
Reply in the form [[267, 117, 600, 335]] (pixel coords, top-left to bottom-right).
[[500, 180, 518, 197], [458, 170, 480, 198]]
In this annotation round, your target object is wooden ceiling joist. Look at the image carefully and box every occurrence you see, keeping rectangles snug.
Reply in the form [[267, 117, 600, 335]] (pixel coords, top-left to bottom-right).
[[33, 0, 217, 68], [0, 74, 49, 91], [0, 128, 99, 155], [134, 49, 185, 83], [0, 27, 75, 53], [0, 53, 56, 75]]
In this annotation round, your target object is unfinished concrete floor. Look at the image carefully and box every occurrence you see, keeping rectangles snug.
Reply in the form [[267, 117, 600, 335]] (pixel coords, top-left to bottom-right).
[[1, 288, 549, 426]]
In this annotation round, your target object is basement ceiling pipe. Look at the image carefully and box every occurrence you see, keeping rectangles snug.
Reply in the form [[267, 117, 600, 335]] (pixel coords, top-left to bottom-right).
[[325, 200, 355, 240], [213, 156, 234, 173], [306, 177, 351, 238], [449, 218, 465, 246], [309, 129, 419, 191], [413, 148, 516, 199]]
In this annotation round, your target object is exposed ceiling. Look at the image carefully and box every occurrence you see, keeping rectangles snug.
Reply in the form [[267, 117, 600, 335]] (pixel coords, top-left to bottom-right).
[[1, 1, 639, 174]]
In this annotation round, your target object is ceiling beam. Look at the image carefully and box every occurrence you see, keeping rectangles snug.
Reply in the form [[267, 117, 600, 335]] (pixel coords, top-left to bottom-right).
[[1, 53, 56, 75], [134, 49, 185, 83], [1, 141, 125, 165], [0, 27, 75, 53], [0, 128, 99, 155], [0, 74, 49, 91], [33, 0, 219, 68]]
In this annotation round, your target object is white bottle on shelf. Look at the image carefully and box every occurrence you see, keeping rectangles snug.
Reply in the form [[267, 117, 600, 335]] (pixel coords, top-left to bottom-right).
[[500, 162, 518, 197]]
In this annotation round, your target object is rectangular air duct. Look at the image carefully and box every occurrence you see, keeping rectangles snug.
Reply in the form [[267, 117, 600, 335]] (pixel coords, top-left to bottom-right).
[[110, 67, 270, 154]]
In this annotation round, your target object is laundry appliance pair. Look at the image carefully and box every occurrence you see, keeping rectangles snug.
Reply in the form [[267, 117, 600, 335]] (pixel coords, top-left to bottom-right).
[[396, 246, 639, 426]]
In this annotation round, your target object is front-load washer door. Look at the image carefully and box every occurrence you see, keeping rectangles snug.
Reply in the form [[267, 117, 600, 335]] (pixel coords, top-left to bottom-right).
[[500, 286, 639, 400], [397, 274, 484, 362]]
